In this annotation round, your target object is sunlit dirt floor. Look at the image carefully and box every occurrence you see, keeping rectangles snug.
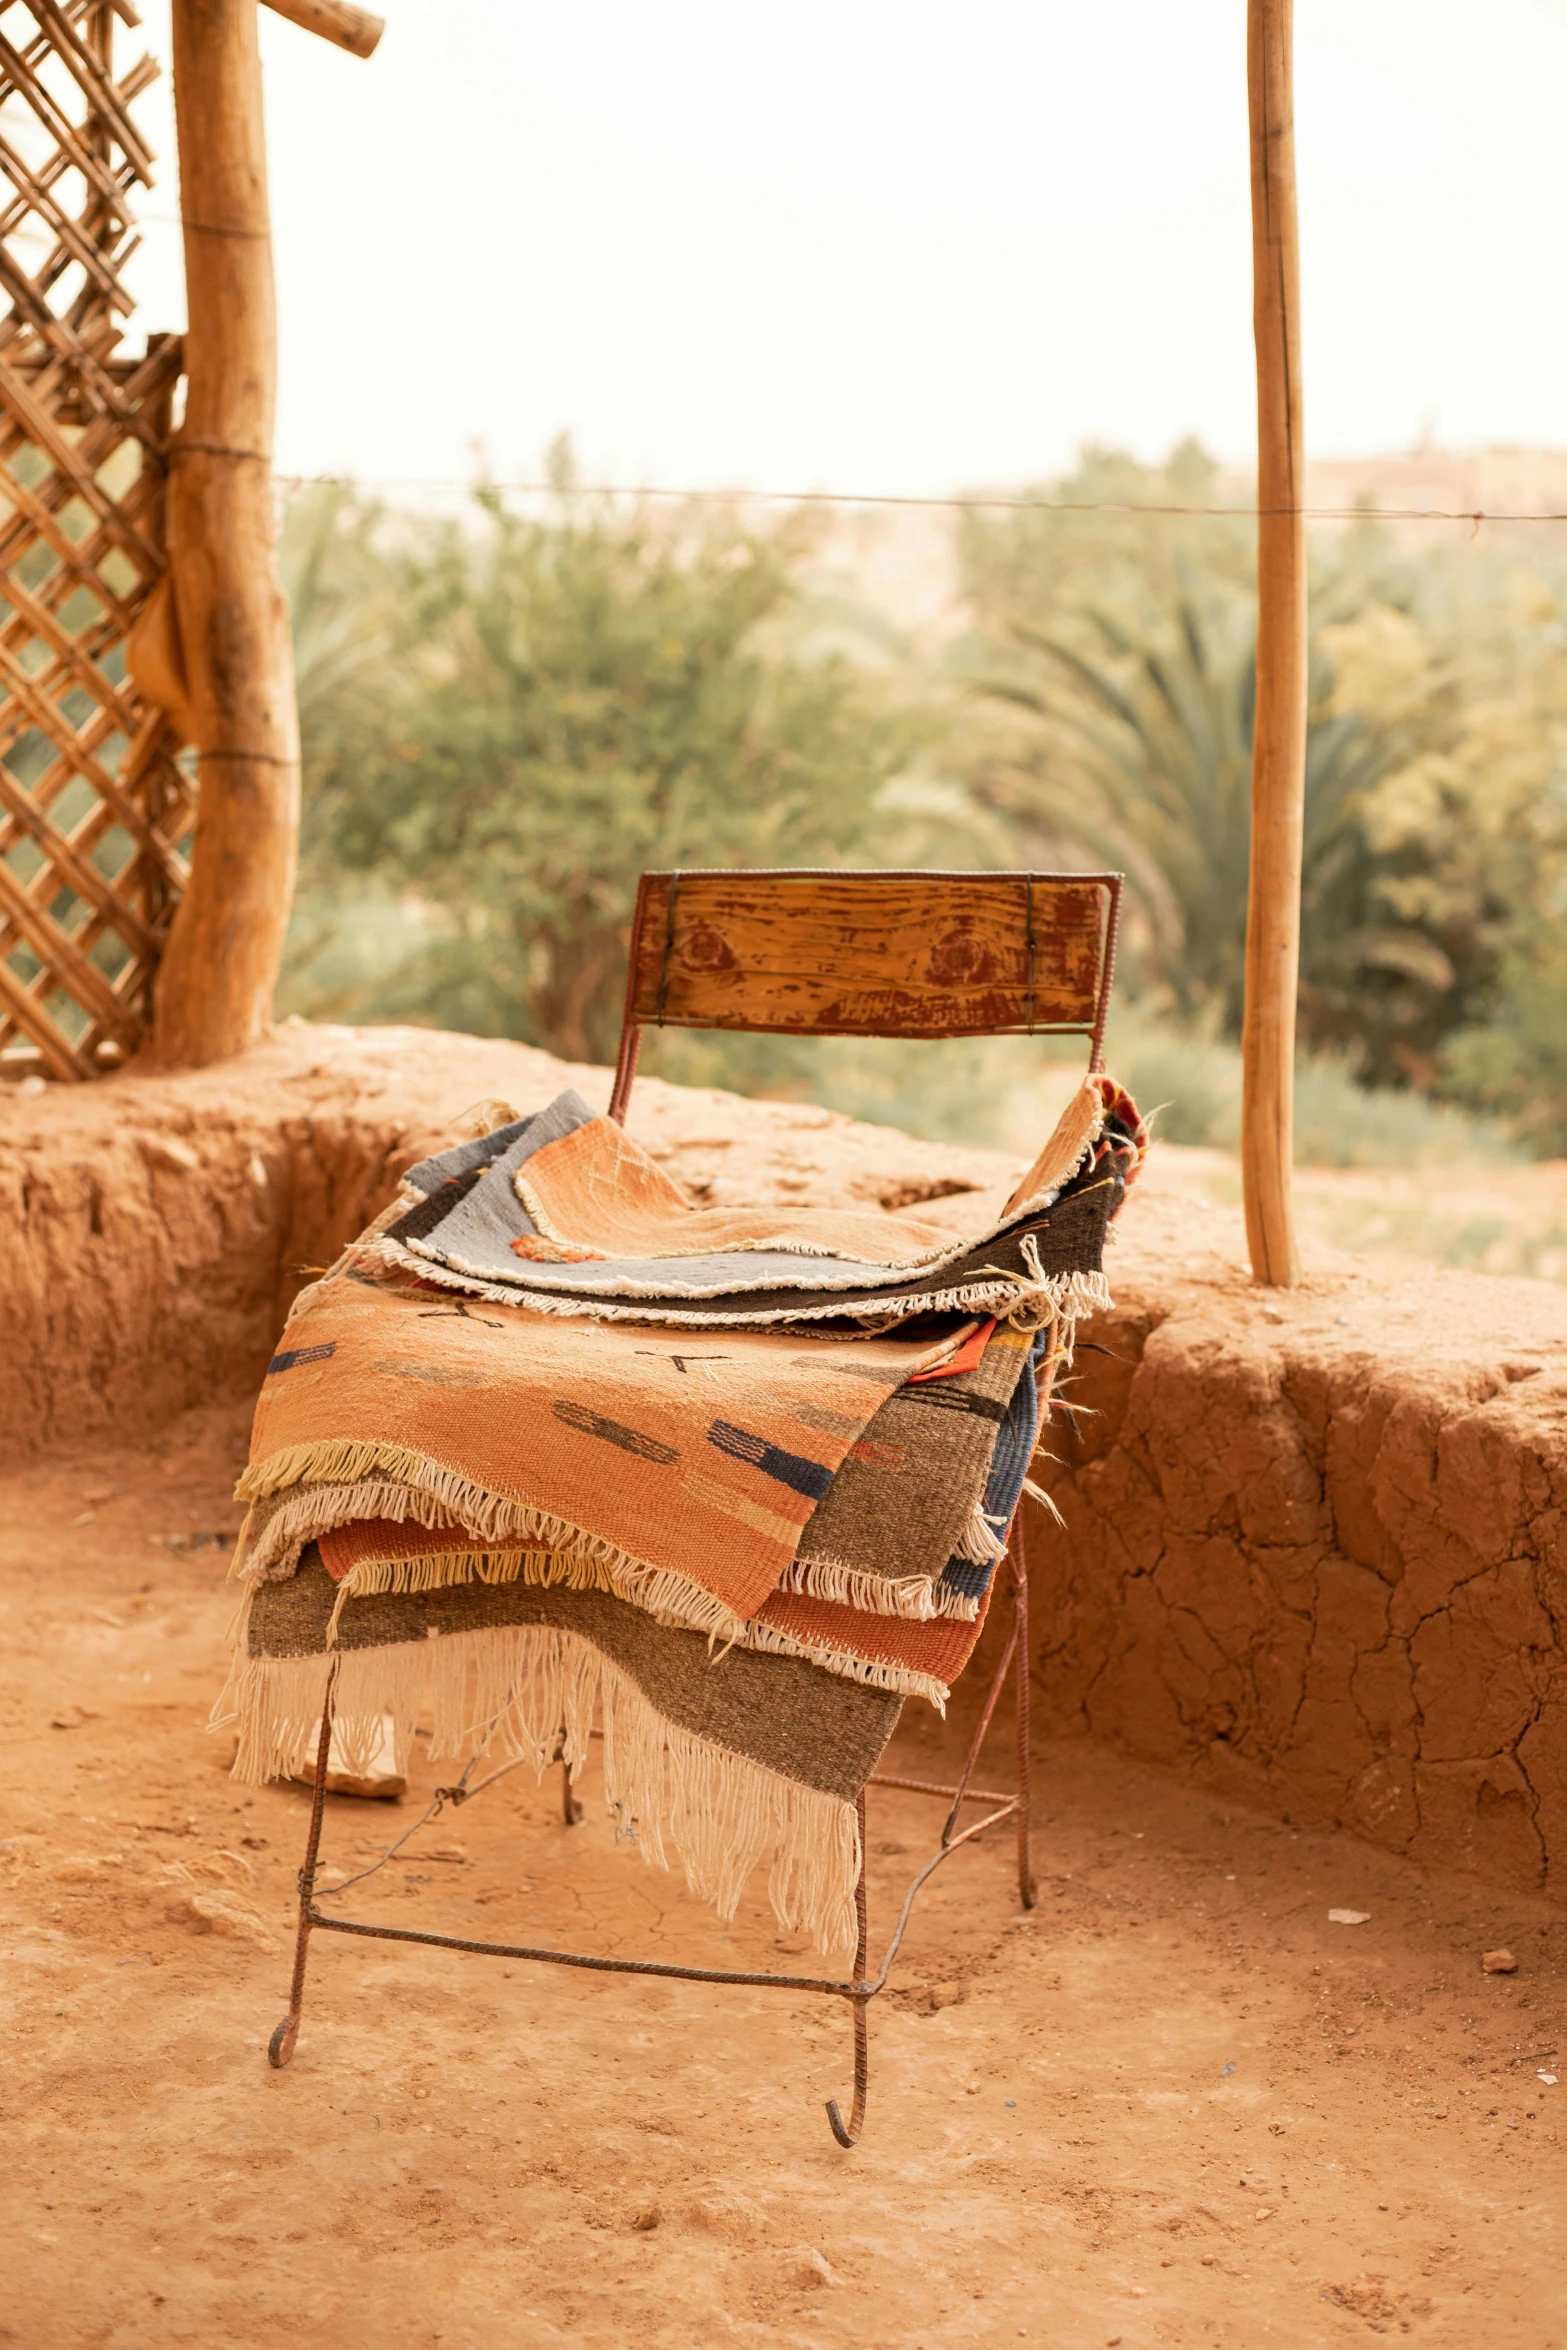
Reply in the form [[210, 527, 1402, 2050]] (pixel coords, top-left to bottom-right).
[[3, 1405, 1563, 2349]]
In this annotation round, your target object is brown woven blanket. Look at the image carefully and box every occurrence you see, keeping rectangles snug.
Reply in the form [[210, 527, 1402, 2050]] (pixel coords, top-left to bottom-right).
[[789, 1321, 1036, 1616], [311, 1506, 997, 1708]]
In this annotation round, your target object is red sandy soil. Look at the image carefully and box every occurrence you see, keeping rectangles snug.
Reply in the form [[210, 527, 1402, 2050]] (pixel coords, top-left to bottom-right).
[[3, 1402, 1564, 2349]]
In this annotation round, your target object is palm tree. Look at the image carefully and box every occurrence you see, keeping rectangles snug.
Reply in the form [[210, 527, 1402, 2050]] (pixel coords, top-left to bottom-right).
[[969, 585, 1439, 1056]]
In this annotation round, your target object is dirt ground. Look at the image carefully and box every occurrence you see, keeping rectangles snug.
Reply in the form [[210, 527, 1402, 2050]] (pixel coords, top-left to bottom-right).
[[3, 1401, 1564, 2350]]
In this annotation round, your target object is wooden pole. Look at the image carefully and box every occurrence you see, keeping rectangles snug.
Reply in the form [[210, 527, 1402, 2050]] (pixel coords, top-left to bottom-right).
[[260, 0, 385, 59], [151, 0, 300, 1068], [1241, 0, 1306, 1287]]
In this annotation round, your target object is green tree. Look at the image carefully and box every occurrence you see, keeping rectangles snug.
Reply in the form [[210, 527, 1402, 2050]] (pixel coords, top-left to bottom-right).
[[286, 465, 922, 1063], [1443, 897, 1567, 1154], [956, 445, 1567, 1091], [963, 583, 1442, 1074]]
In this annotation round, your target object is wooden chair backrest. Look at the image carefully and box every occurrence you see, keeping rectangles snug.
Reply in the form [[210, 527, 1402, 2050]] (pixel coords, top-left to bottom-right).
[[608, 867, 1122, 1123]]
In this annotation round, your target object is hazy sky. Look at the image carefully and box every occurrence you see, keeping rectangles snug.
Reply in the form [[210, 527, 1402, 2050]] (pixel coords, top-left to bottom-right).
[[122, 0, 1567, 496]]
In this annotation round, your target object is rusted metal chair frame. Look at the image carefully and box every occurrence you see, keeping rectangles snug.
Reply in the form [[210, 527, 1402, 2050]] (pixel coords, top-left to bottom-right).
[[269, 868, 1124, 2147]]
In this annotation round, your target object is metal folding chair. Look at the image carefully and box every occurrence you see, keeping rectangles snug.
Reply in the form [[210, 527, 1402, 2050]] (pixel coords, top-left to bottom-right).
[[270, 867, 1122, 2146]]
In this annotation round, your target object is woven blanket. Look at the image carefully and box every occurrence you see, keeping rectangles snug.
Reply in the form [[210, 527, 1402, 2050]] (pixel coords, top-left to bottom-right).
[[236, 1283, 1042, 1639], [235, 1285, 967, 1641], [320, 1301, 1047, 1691], [234, 1307, 1045, 1746], [221, 1408, 1022, 1956], [222, 1284, 1048, 1951], [363, 1075, 1133, 1328], [220, 1077, 1144, 1948], [226, 1546, 901, 1950], [791, 1321, 1039, 1618]]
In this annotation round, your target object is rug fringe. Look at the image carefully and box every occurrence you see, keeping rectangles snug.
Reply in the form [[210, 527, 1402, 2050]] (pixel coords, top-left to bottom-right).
[[953, 1499, 1009, 1565], [323, 1546, 628, 1644], [231, 1454, 748, 1643], [360, 1237, 1111, 1333], [735, 1617, 949, 1713], [214, 1608, 860, 1951], [929, 1584, 983, 1622], [772, 1555, 978, 1625], [775, 1555, 946, 1620], [1020, 1473, 1066, 1528]]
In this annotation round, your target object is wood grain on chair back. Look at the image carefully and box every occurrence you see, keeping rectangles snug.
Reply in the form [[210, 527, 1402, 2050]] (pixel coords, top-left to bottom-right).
[[622, 869, 1116, 1041]]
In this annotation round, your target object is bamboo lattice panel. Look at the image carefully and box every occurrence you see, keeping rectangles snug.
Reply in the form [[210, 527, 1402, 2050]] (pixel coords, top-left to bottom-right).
[[0, 0, 185, 1078]]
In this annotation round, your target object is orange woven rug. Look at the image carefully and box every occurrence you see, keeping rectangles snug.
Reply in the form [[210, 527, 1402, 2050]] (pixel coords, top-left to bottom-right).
[[236, 1268, 964, 1642]]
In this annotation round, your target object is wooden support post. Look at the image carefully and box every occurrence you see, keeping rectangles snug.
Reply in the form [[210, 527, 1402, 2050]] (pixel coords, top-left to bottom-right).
[[150, 0, 300, 1068], [260, 0, 386, 59], [1241, 0, 1306, 1286]]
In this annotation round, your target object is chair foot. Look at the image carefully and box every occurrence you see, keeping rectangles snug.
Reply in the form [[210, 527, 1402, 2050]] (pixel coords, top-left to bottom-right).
[[270, 1904, 313, 2067], [827, 1799, 870, 2146], [825, 1991, 869, 2147], [825, 2095, 861, 2148]]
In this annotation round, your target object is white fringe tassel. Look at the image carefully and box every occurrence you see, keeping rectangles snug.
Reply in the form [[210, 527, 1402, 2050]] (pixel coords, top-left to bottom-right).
[[953, 1500, 1009, 1565], [775, 1552, 982, 1624], [735, 1616, 950, 1714], [1020, 1473, 1066, 1529], [776, 1554, 942, 1620], [215, 1609, 862, 1953]]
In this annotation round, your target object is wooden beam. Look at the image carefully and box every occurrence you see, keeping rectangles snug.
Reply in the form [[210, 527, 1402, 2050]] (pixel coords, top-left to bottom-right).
[[1241, 0, 1306, 1287], [260, 0, 384, 58], [151, 0, 300, 1068]]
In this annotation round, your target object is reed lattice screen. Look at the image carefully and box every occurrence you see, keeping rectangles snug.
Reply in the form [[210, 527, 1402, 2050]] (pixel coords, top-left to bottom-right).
[[0, 0, 186, 1079]]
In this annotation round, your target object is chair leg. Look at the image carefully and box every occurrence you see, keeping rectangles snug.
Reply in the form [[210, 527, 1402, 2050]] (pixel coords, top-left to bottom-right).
[[268, 1662, 338, 2068], [826, 1792, 870, 2148], [1011, 1528, 1037, 1910]]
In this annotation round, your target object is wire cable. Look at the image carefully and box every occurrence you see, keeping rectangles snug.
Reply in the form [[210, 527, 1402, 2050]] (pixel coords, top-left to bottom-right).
[[271, 473, 1567, 527]]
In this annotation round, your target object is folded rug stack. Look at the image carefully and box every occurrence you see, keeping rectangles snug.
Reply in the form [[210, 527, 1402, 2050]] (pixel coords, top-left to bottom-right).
[[217, 1074, 1144, 1950]]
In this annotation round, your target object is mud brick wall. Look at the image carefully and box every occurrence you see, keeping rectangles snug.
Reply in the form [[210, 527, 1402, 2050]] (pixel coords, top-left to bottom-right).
[[1023, 1241, 1567, 1898]]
